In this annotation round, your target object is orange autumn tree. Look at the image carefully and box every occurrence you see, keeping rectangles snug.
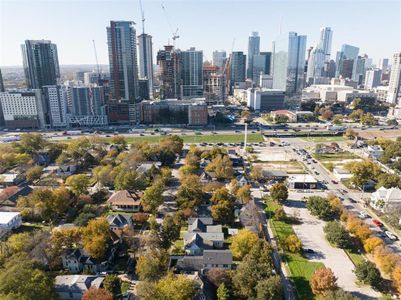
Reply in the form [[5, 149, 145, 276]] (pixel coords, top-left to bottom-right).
[[310, 267, 338, 295], [82, 287, 113, 300], [363, 237, 384, 253]]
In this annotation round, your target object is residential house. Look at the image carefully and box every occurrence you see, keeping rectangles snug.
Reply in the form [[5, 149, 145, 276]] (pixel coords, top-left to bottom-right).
[[54, 275, 104, 300], [61, 248, 116, 274], [184, 218, 224, 255], [0, 171, 25, 187], [175, 250, 233, 272], [333, 167, 352, 181], [364, 145, 384, 159], [57, 163, 78, 177], [107, 190, 142, 212], [107, 214, 132, 232], [0, 211, 22, 230], [370, 186, 401, 213], [288, 174, 318, 189], [236, 175, 249, 186], [136, 162, 161, 175]]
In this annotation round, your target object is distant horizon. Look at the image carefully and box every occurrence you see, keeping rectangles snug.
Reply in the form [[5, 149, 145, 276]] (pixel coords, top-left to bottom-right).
[[1, 0, 400, 67]]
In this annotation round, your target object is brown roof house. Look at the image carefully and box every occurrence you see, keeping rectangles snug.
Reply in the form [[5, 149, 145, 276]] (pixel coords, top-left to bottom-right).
[[107, 190, 142, 212]]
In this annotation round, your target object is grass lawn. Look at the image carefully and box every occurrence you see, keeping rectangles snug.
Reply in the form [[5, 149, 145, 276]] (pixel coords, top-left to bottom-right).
[[265, 201, 324, 300], [313, 151, 359, 162], [345, 248, 365, 266], [301, 136, 345, 143], [59, 133, 264, 144]]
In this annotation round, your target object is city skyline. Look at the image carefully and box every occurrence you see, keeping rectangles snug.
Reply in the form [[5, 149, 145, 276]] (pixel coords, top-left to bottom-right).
[[1, 0, 400, 67]]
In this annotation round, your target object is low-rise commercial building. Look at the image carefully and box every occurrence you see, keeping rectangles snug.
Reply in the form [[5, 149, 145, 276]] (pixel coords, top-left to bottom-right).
[[288, 174, 318, 189], [370, 187, 401, 213], [246, 88, 285, 112], [140, 99, 208, 125], [270, 110, 297, 122]]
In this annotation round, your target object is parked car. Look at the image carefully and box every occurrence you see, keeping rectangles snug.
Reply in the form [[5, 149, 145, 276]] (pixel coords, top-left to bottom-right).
[[385, 231, 397, 241], [372, 219, 383, 227], [359, 211, 368, 219], [331, 180, 338, 184]]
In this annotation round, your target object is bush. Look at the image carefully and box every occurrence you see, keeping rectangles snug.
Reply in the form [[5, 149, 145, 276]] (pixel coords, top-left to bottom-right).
[[284, 234, 302, 253], [269, 183, 288, 202], [363, 237, 384, 253], [354, 261, 381, 288], [324, 221, 349, 248], [274, 207, 286, 221], [306, 196, 334, 220]]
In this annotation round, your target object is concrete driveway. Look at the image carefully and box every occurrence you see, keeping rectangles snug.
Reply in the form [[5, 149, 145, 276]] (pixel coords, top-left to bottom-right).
[[283, 202, 380, 299]]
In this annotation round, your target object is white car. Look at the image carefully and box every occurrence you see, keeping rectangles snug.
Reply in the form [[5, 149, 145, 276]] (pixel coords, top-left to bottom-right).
[[359, 211, 368, 219], [385, 231, 397, 241]]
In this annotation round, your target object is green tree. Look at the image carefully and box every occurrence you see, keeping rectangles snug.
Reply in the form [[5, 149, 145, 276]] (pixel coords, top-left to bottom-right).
[[103, 274, 122, 299], [176, 174, 203, 209], [270, 182, 288, 202], [26, 165, 43, 182], [387, 119, 398, 126], [348, 109, 364, 121], [344, 128, 358, 140], [211, 187, 233, 204], [307, 196, 335, 220], [255, 275, 283, 300], [212, 200, 234, 225], [232, 240, 274, 299], [16, 133, 47, 155], [66, 174, 90, 196], [82, 218, 110, 259], [324, 221, 349, 248], [322, 289, 358, 300], [236, 184, 252, 204], [361, 112, 378, 125], [332, 114, 343, 125], [230, 229, 259, 260], [275, 114, 289, 124], [345, 160, 382, 188], [0, 254, 57, 299], [354, 261, 381, 288], [375, 173, 401, 189], [93, 165, 115, 187], [114, 169, 147, 194], [159, 216, 180, 249], [217, 283, 230, 300], [141, 180, 164, 213], [205, 155, 234, 180], [251, 165, 263, 181], [136, 250, 169, 281]]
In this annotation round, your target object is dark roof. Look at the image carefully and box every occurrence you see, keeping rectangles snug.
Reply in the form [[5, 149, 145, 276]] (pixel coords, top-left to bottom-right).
[[203, 250, 232, 265], [262, 169, 288, 177], [107, 214, 131, 228]]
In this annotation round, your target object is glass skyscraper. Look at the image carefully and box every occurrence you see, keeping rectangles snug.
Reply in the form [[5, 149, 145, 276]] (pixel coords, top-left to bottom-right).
[[272, 32, 307, 96], [335, 44, 359, 78], [21, 40, 60, 89], [247, 32, 260, 81], [181, 47, 203, 98], [229, 51, 246, 93], [138, 33, 154, 99], [107, 21, 139, 124]]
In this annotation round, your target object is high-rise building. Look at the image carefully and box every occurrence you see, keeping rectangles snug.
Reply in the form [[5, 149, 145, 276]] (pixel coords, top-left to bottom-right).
[[21, 40, 60, 89], [74, 72, 85, 83], [229, 51, 246, 93], [203, 65, 225, 104], [364, 69, 382, 90], [353, 55, 368, 84], [323, 60, 336, 78], [107, 21, 139, 124], [181, 47, 203, 97], [0, 68, 4, 92], [0, 90, 45, 128], [247, 32, 260, 80], [212, 50, 227, 72], [157, 45, 182, 99], [272, 32, 307, 95], [84, 72, 101, 86], [335, 44, 359, 78], [70, 86, 105, 116], [138, 33, 154, 99], [387, 52, 401, 105], [252, 52, 272, 84], [378, 58, 389, 71], [42, 85, 68, 127], [319, 27, 333, 61], [339, 59, 355, 79]]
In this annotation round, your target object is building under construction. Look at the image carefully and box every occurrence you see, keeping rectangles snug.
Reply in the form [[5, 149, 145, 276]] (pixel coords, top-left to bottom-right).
[[157, 45, 182, 99], [203, 65, 225, 104]]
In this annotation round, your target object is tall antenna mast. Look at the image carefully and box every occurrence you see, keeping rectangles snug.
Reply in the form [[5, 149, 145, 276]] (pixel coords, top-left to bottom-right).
[[139, 0, 145, 34]]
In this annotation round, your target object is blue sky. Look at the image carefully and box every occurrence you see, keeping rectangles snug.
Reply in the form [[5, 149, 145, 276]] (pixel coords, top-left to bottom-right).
[[0, 0, 400, 66]]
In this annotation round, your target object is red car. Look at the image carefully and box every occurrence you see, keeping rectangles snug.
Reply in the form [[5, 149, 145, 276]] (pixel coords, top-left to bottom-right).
[[331, 180, 338, 184], [372, 219, 383, 227]]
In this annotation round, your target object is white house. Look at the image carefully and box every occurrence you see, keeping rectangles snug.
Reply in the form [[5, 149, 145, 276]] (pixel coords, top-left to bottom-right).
[[364, 145, 384, 159], [333, 167, 353, 181], [370, 186, 401, 213], [0, 212, 22, 231]]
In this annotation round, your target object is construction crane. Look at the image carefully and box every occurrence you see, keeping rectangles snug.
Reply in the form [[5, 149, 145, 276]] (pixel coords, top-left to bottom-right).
[[92, 40, 101, 80], [161, 3, 179, 46], [139, 0, 145, 34]]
